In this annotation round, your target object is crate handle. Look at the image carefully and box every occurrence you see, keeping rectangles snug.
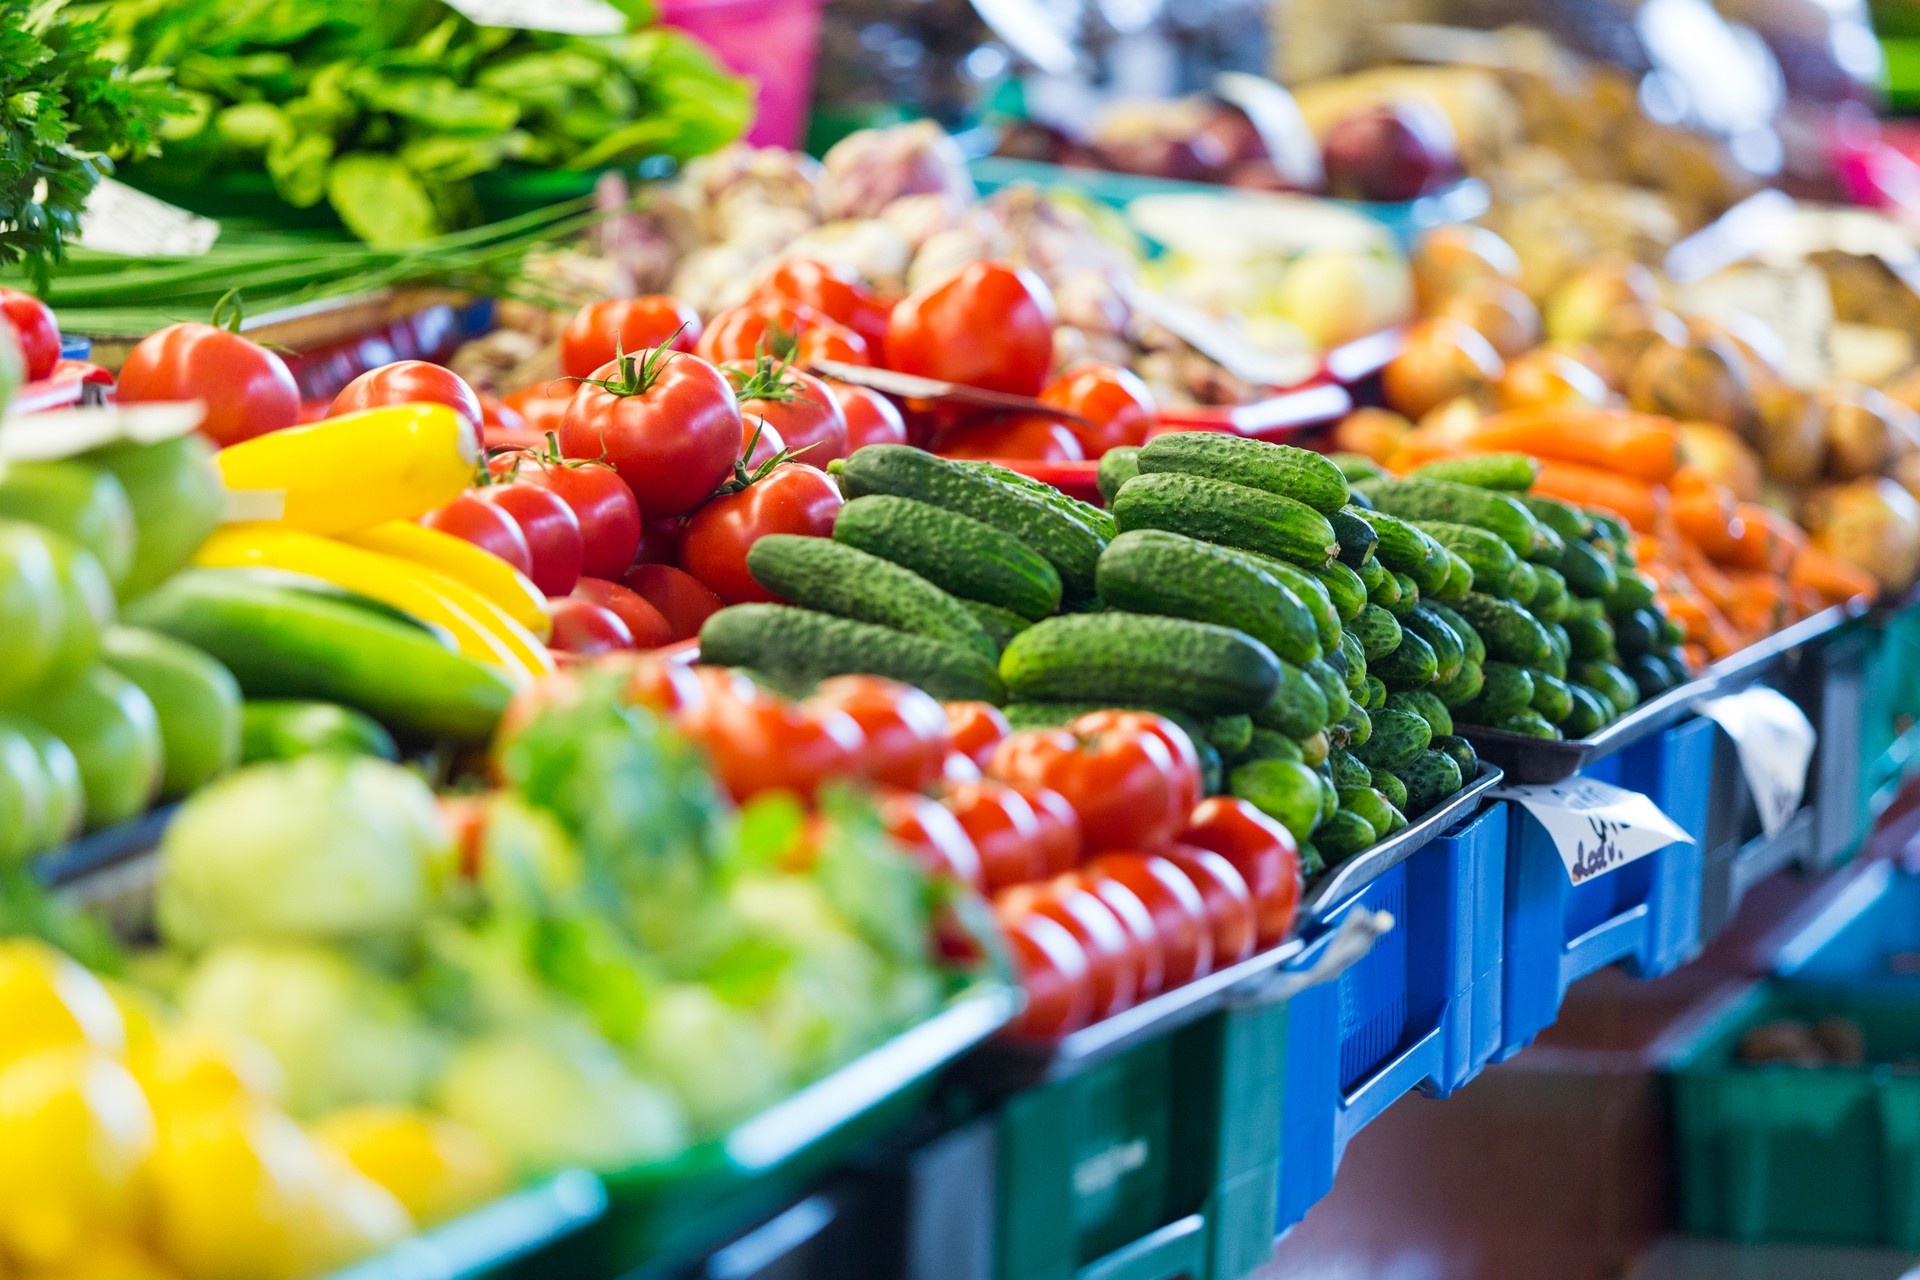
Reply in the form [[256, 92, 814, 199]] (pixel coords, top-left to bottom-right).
[[1227, 909, 1392, 1007]]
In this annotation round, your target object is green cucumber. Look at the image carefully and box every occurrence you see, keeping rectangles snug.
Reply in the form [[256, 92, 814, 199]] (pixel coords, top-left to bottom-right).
[[1396, 750, 1464, 814], [1562, 685, 1612, 737], [1450, 593, 1555, 667], [1355, 477, 1547, 559], [1386, 689, 1452, 737], [1431, 660, 1484, 708], [1113, 472, 1339, 569], [1374, 769, 1407, 811], [1373, 630, 1438, 688], [1540, 622, 1570, 678], [1315, 808, 1377, 859], [1256, 659, 1333, 738], [747, 535, 997, 659], [1330, 452, 1386, 483], [1572, 660, 1638, 716], [1411, 453, 1539, 490], [1434, 550, 1473, 601], [959, 459, 1118, 540], [1338, 787, 1400, 837], [240, 700, 398, 764], [1426, 602, 1485, 666], [1366, 564, 1401, 612], [1563, 602, 1616, 661], [100, 627, 241, 800], [1137, 432, 1350, 513], [1518, 494, 1595, 544], [1557, 538, 1619, 598], [1337, 631, 1368, 691], [1001, 612, 1281, 716], [1412, 520, 1518, 596], [1095, 529, 1320, 665], [960, 599, 1029, 653], [1338, 704, 1372, 747], [1403, 606, 1467, 683], [1362, 676, 1388, 711], [1351, 604, 1404, 661], [1529, 566, 1571, 624], [1506, 561, 1539, 607], [1208, 714, 1253, 758], [1309, 560, 1368, 621], [1604, 571, 1658, 617], [1490, 708, 1562, 739], [1530, 671, 1575, 724], [1366, 509, 1446, 578], [1614, 608, 1661, 659], [1303, 657, 1351, 723], [834, 495, 1063, 621], [838, 446, 1106, 599], [1385, 572, 1420, 618], [1244, 728, 1302, 763], [1257, 556, 1343, 656], [1230, 758, 1325, 844], [1328, 749, 1372, 789], [1328, 506, 1380, 567], [1526, 521, 1566, 565], [703, 604, 1004, 702], [1430, 734, 1479, 777], [1352, 708, 1430, 772], [1097, 446, 1142, 505], [1468, 662, 1535, 719], [1587, 511, 1634, 564]]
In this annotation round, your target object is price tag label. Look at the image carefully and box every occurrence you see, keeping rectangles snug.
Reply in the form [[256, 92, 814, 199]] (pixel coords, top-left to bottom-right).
[[442, 0, 626, 34], [75, 179, 219, 258], [1696, 685, 1816, 835], [1492, 776, 1694, 885]]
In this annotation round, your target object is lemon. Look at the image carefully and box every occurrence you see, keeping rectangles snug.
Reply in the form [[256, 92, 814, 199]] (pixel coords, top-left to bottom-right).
[[315, 1105, 507, 1227], [135, 1025, 285, 1121], [0, 1049, 155, 1268], [20, 1235, 181, 1280], [148, 1101, 338, 1280], [314, 1149, 412, 1266], [0, 941, 124, 1070], [102, 980, 163, 1069]]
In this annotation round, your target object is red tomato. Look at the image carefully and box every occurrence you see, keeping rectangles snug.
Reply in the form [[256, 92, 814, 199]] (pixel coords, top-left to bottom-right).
[[558, 349, 741, 518], [885, 263, 1056, 396], [1004, 783, 1082, 876], [329, 360, 483, 430], [941, 780, 1047, 892], [941, 751, 983, 785], [510, 395, 570, 437], [518, 459, 641, 580], [877, 789, 984, 889], [724, 359, 850, 467], [560, 296, 701, 378], [679, 462, 842, 605], [1041, 363, 1157, 456], [944, 701, 1010, 768], [1067, 871, 1167, 999], [619, 563, 723, 642], [419, 493, 534, 577], [542, 596, 635, 655], [1180, 797, 1301, 948], [740, 417, 786, 469], [1075, 711, 1203, 816], [998, 880, 1138, 1021], [479, 394, 524, 431], [808, 676, 950, 791], [826, 380, 909, 451], [939, 413, 1085, 462], [1003, 912, 1094, 1038], [679, 692, 865, 802], [697, 301, 871, 368], [116, 322, 300, 447], [476, 483, 584, 596], [753, 260, 890, 350], [0, 290, 59, 381], [615, 653, 707, 716], [632, 517, 683, 567], [571, 578, 672, 648], [1162, 846, 1256, 968], [1084, 852, 1213, 989], [986, 714, 1196, 855]]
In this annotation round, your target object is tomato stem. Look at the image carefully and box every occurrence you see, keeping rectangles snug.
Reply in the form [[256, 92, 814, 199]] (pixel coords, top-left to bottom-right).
[[572, 324, 690, 399], [726, 350, 817, 408], [209, 289, 247, 334]]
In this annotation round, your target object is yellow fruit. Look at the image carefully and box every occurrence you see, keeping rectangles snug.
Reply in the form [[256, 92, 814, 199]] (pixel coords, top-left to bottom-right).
[[314, 1149, 412, 1265], [134, 1025, 286, 1121], [20, 1235, 180, 1280], [148, 1102, 339, 1280], [0, 941, 124, 1071], [315, 1105, 507, 1227], [102, 982, 162, 1070], [0, 1049, 155, 1268]]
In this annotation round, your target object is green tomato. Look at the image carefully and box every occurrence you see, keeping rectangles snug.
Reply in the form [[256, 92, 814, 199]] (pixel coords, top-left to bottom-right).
[[0, 459, 136, 589], [87, 435, 224, 600], [0, 720, 52, 862], [0, 521, 64, 703], [36, 533, 114, 690], [101, 627, 240, 800], [10, 719, 82, 851], [19, 666, 162, 830]]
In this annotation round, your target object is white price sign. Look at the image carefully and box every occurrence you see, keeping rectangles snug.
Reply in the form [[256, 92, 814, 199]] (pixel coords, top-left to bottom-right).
[[442, 0, 626, 34], [1493, 776, 1694, 885], [1696, 686, 1816, 836], [75, 179, 219, 258]]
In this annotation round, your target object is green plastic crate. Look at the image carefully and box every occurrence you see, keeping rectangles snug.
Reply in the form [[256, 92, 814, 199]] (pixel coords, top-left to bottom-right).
[[1671, 982, 1920, 1248], [1860, 599, 1920, 818], [990, 994, 1288, 1280]]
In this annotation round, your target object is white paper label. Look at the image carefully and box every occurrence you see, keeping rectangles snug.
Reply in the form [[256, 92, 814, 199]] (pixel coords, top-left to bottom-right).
[[75, 179, 219, 258], [0, 402, 203, 461], [442, 0, 625, 34], [1493, 776, 1694, 885], [1696, 686, 1816, 836]]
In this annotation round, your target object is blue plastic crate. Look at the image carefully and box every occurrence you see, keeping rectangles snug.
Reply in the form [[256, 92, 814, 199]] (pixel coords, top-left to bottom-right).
[[1498, 717, 1713, 1061], [1273, 800, 1508, 1233], [1774, 860, 1920, 996]]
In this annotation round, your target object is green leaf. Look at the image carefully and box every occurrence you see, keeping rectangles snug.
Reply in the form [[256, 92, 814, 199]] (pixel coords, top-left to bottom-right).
[[325, 153, 440, 245]]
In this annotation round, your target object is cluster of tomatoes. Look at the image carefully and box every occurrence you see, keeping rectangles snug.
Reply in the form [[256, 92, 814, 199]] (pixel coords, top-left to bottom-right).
[[555, 657, 1303, 1039]]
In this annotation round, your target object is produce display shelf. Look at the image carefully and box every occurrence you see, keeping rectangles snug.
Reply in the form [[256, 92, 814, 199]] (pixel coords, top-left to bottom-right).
[[1461, 603, 1863, 785], [1298, 762, 1504, 923], [557, 981, 1017, 1276], [1498, 717, 1715, 1061], [31, 804, 177, 889], [325, 1171, 609, 1280], [1275, 796, 1509, 1233], [1772, 859, 1920, 997]]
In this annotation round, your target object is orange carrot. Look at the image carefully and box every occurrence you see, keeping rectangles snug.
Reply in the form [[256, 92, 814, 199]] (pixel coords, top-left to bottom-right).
[[1671, 487, 1744, 561], [1723, 570, 1792, 638], [1530, 459, 1667, 532], [1462, 409, 1681, 483], [1789, 544, 1878, 605], [1721, 503, 1806, 575]]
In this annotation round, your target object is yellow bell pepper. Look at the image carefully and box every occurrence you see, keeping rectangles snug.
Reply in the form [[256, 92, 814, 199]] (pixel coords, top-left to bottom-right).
[[341, 521, 550, 641], [216, 403, 479, 535], [193, 525, 548, 682]]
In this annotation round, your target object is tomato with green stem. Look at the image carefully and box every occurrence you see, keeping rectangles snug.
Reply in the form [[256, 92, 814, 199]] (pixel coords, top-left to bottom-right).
[[561, 297, 701, 379], [724, 356, 849, 466], [698, 300, 871, 368], [558, 347, 741, 518], [505, 437, 642, 580], [679, 460, 842, 605], [116, 295, 299, 447]]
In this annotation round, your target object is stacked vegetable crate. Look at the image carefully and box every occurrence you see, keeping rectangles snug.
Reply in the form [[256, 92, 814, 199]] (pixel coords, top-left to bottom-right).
[[1671, 861, 1920, 1248]]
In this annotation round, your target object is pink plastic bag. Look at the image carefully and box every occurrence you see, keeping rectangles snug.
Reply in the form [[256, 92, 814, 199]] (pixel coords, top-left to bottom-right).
[[659, 0, 826, 149]]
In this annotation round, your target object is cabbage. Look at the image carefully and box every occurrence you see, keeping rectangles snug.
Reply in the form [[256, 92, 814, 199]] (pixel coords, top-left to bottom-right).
[[433, 1023, 688, 1174], [178, 941, 441, 1118], [157, 757, 453, 951], [626, 984, 788, 1134]]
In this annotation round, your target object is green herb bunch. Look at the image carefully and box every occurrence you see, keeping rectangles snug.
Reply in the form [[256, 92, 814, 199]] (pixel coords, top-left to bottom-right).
[[0, 0, 184, 282]]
